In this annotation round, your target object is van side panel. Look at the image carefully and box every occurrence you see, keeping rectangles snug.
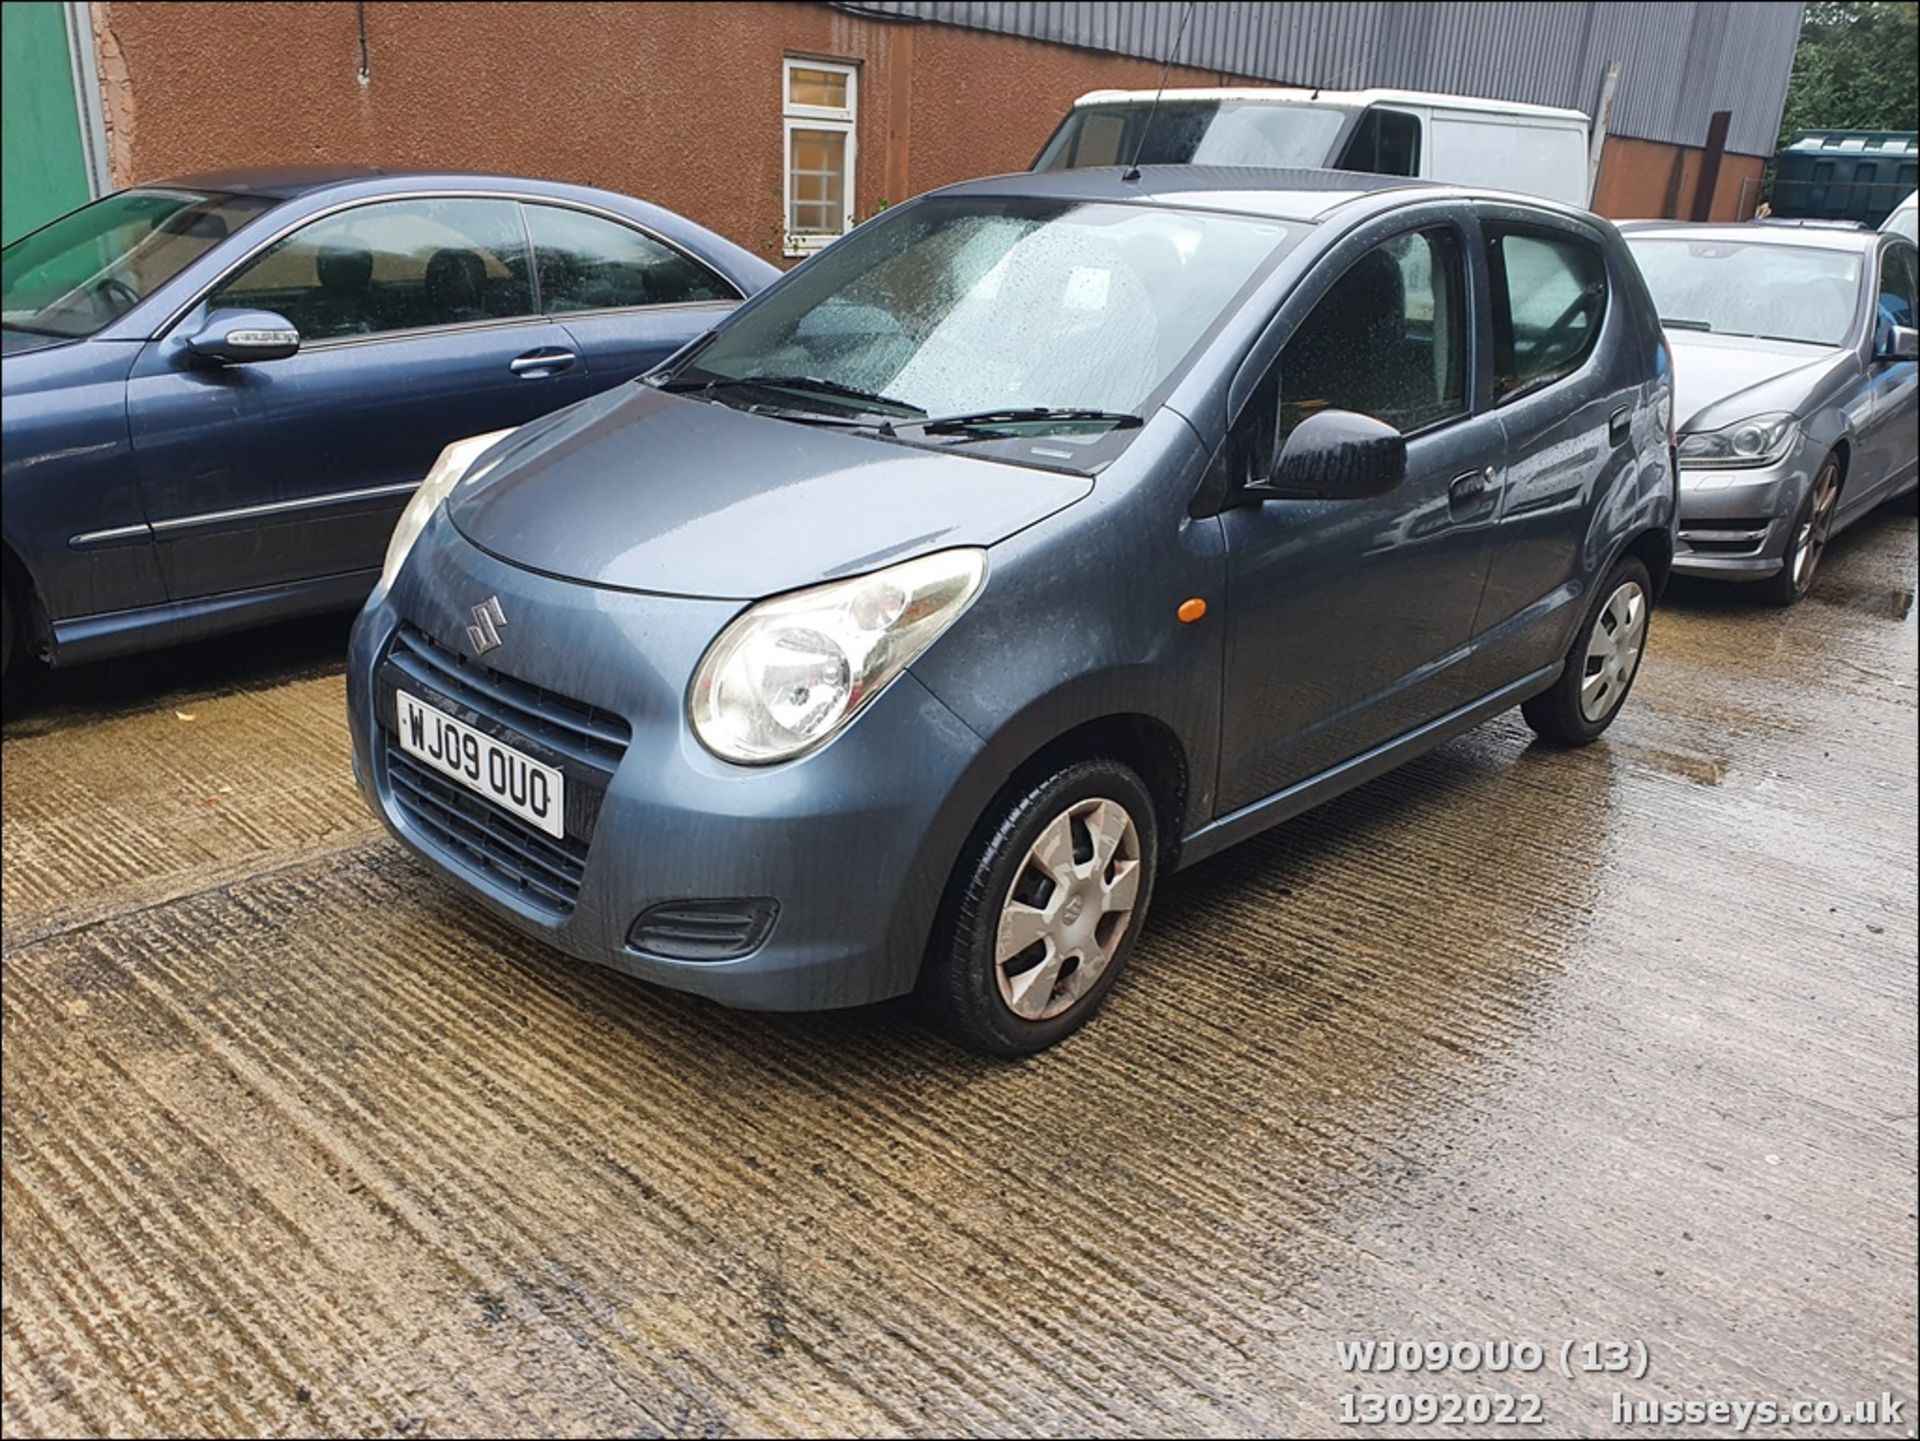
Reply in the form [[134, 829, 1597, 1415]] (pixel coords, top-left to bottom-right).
[[1428, 117, 1588, 206]]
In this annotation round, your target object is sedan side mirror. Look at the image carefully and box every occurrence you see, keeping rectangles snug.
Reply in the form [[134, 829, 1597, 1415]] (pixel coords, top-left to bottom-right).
[[1879, 323, 1918, 363], [1249, 409, 1407, 502], [186, 308, 301, 364]]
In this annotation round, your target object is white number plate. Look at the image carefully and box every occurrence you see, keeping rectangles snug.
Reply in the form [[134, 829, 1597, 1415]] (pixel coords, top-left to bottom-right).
[[395, 690, 566, 839]]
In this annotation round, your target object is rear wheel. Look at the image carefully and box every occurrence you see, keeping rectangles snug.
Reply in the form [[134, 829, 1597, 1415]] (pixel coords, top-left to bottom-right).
[[1522, 556, 1652, 746], [1760, 457, 1841, 607], [919, 758, 1158, 1056]]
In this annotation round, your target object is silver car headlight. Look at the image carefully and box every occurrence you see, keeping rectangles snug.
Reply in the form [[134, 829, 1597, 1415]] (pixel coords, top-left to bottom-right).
[[372, 429, 515, 602], [690, 548, 988, 764], [1675, 412, 1798, 469]]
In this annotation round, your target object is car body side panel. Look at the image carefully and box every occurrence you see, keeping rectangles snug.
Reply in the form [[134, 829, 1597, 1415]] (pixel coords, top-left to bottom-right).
[[0, 340, 163, 630], [127, 312, 588, 602], [1853, 240, 1919, 509], [907, 415, 1227, 841], [554, 301, 736, 381], [1208, 200, 1504, 811], [1471, 203, 1674, 686]]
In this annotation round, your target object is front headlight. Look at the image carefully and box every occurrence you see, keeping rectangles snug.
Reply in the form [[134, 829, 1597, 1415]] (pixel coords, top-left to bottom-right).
[[690, 548, 988, 764], [1675, 412, 1798, 469], [371, 429, 515, 601]]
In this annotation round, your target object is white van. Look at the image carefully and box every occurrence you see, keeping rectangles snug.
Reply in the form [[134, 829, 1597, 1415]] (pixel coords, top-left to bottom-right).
[[1034, 87, 1593, 207], [1882, 190, 1918, 245]]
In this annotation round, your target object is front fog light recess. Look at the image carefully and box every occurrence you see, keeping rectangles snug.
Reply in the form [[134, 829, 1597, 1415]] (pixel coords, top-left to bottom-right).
[[372, 428, 516, 600], [691, 548, 987, 764]]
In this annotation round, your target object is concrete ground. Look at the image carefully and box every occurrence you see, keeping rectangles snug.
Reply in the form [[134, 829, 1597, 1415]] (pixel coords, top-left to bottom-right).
[[3, 503, 1915, 1438]]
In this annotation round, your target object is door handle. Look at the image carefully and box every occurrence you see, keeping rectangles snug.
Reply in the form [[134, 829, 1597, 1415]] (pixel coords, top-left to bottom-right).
[[510, 348, 576, 377], [1609, 406, 1632, 447], [1449, 465, 1496, 507]]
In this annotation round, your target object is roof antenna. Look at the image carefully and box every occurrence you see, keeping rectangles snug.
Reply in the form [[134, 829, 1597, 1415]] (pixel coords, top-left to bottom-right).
[[1122, 0, 1199, 182]]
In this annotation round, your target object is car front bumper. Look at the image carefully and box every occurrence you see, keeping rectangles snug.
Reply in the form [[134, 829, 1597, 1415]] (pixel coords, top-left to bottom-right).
[[347, 513, 992, 1012], [1669, 437, 1817, 581]]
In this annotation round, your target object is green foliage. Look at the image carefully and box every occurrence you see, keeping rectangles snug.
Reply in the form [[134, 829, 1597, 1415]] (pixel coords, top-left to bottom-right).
[[1777, 1, 1920, 144]]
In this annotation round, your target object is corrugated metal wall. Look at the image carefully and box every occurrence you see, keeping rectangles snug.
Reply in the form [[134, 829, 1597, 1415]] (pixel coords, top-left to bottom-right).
[[840, 1, 1804, 157]]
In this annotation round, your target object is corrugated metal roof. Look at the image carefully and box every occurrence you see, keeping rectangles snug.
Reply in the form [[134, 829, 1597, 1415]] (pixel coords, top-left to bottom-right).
[[840, 1, 1804, 156]]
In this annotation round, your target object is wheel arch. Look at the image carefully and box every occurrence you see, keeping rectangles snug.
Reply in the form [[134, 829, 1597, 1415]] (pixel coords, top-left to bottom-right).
[[1, 538, 48, 666], [996, 712, 1193, 867]]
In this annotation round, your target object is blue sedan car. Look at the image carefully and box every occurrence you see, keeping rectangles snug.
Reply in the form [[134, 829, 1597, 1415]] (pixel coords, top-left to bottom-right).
[[0, 169, 776, 676]]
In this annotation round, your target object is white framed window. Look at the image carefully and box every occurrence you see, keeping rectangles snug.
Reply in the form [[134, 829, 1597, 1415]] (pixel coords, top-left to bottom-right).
[[783, 57, 857, 258]]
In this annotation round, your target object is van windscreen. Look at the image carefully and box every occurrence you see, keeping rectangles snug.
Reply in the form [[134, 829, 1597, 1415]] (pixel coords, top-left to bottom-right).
[[1034, 101, 1352, 171]]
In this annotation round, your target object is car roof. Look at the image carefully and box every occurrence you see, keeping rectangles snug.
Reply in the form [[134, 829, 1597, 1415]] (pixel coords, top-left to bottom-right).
[[152, 167, 630, 202], [1619, 221, 1889, 252], [925, 164, 1487, 224], [1070, 86, 1589, 124]]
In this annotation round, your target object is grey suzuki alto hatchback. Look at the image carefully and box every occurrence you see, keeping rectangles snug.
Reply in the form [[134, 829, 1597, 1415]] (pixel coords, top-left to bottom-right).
[[347, 168, 1675, 1055]]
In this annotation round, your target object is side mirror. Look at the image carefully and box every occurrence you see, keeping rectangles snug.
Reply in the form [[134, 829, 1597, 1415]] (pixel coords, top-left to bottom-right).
[[186, 308, 300, 364], [1250, 409, 1407, 502], [1879, 323, 1918, 363]]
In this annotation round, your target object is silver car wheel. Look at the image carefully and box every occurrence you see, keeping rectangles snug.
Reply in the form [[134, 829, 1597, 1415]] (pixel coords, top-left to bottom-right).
[[995, 796, 1142, 1021], [1580, 580, 1648, 723], [1790, 462, 1842, 593]]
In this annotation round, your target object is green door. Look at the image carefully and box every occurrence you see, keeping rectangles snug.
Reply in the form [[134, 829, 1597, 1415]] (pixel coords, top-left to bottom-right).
[[2, 2, 97, 244]]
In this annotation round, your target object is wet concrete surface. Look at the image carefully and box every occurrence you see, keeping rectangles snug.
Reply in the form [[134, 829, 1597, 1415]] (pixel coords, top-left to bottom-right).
[[3, 508, 1915, 1437]]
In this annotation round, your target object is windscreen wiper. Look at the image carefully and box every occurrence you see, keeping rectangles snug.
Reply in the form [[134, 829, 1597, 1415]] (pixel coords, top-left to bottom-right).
[[658, 371, 925, 417], [898, 406, 1145, 438], [1662, 317, 1713, 332]]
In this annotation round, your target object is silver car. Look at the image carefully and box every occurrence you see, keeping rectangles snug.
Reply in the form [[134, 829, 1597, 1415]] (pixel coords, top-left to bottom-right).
[[1624, 224, 1918, 603]]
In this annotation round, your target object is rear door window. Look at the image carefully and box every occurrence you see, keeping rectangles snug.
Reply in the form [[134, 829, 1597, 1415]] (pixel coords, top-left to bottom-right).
[[1485, 226, 1608, 400], [209, 197, 534, 341], [523, 204, 739, 312]]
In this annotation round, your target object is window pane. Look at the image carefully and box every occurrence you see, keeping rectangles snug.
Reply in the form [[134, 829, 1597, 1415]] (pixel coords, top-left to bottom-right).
[[1877, 247, 1916, 330], [1626, 237, 1858, 346], [1277, 228, 1466, 440], [526, 205, 735, 312], [1337, 107, 1421, 177], [2, 188, 275, 338], [787, 65, 848, 110], [788, 129, 848, 235], [1490, 230, 1607, 396], [698, 196, 1295, 423], [210, 197, 533, 341]]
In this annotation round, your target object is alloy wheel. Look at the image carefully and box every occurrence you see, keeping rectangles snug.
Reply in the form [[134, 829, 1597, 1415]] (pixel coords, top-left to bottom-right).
[[1579, 580, 1648, 723], [995, 796, 1142, 1021], [1790, 463, 1842, 594]]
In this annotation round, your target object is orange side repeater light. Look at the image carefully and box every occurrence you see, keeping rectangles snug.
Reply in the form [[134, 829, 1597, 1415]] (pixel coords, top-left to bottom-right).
[[1177, 597, 1208, 624]]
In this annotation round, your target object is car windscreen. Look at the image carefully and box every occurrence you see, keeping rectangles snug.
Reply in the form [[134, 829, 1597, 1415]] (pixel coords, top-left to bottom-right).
[[1034, 101, 1352, 171], [2, 188, 276, 339], [666, 195, 1302, 470], [1625, 238, 1863, 346]]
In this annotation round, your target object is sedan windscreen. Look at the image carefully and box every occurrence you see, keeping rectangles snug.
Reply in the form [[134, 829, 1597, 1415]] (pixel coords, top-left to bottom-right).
[[1625, 238, 1863, 346], [674, 196, 1300, 465], [2, 188, 276, 339]]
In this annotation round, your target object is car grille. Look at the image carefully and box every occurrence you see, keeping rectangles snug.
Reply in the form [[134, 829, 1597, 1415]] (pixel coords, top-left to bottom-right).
[[386, 746, 589, 916], [380, 623, 633, 920], [1678, 517, 1773, 556], [386, 624, 631, 769]]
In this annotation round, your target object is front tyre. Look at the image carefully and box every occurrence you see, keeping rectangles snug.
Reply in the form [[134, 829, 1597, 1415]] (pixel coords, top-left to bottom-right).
[[920, 758, 1158, 1056], [1759, 456, 1841, 607], [1521, 556, 1652, 747]]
